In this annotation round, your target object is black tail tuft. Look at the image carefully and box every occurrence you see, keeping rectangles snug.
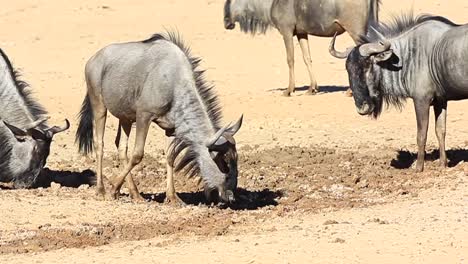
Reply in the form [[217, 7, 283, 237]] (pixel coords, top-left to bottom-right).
[[75, 95, 94, 155]]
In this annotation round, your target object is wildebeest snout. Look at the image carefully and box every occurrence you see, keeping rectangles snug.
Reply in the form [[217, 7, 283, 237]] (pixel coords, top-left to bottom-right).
[[221, 189, 236, 203], [356, 102, 374, 116], [205, 186, 236, 204], [224, 20, 235, 30]]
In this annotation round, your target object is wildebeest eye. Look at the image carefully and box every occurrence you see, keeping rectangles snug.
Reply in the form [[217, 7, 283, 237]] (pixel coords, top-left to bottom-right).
[[213, 153, 230, 173]]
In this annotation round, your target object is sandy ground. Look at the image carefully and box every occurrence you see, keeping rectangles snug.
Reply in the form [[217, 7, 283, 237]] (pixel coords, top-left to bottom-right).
[[1, 0, 468, 263]]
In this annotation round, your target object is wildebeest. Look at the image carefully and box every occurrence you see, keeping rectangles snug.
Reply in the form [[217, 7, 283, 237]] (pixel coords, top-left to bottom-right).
[[223, 0, 381, 96], [330, 13, 468, 172], [76, 31, 243, 203], [0, 48, 70, 188]]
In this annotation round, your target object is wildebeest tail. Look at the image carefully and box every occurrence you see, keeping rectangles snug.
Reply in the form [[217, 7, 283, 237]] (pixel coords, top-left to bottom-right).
[[369, 0, 381, 28], [75, 94, 94, 155]]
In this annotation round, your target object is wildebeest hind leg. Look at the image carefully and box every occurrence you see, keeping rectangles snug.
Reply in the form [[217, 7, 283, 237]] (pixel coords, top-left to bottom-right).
[[109, 112, 152, 201], [434, 101, 448, 167], [414, 99, 431, 172], [297, 34, 318, 94], [90, 96, 107, 198], [282, 34, 295, 97]]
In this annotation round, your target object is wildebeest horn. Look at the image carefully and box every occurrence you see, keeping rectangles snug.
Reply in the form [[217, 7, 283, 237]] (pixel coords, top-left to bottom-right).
[[47, 119, 70, 135], [359, 40, 391, 57], [206, 126, 228, 148], [225, 114, 243, 136], [329, 32, 353, 59], [369, 26, 386, 41], [206, 115, 243, 149], [24, 116, 50, 130]]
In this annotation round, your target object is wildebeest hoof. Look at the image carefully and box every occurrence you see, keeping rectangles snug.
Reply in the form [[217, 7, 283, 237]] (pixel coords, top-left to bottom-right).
[[131, 193, 146, 203], [165, 194, 186, 207], [306, 83, 319, 95], [95, 186, 106, 197], [345, 88, 353, 97], [439, 159, 448, 167], [107, 189, 120, 200], [415, 164, 424, 172], [305, 89, 319, 95]]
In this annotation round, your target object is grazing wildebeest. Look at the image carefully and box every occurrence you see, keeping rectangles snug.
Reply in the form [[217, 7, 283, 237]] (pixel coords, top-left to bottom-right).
[[76, 32, 243, 204], [223, 0, 381, 96], [0, 48, 70, 188], [329, 13, 468, 172]]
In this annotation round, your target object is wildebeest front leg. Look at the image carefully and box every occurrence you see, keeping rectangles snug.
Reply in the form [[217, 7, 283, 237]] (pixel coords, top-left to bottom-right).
[[115, 120, 132, 165], [414, 99, 431, 172], [297, 34, 318, 94], [165, 159, 185, 206], [434, 100, 448, 167], [118, 121, 144, 201], [165, 138, 185, 206], [109, 112, 152, 201], [282, 34, 295, 97]]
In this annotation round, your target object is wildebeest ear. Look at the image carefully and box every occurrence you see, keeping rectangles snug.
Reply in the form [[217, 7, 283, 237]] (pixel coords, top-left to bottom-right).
[[3, 121, 28, 137], [210, 150, 219, 159], [225, 114, 243, 136], [372, 50, 393, 64], [29, 128, 49, 141]]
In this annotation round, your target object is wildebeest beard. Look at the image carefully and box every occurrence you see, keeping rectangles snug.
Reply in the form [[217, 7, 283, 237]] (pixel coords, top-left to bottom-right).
[[370, 93, 384, 118], [369, 74, 407, 119]]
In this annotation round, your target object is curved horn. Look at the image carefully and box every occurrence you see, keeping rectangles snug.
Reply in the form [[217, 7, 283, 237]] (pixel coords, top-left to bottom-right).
[[206, 126, 228, 148], [225, 114, 243, 136], [47, 119, 70, 135], [359, 40, 391, 57], [369, 26, 386, 41], [24, 116, 50, 130], [329, 32, 353, 59]]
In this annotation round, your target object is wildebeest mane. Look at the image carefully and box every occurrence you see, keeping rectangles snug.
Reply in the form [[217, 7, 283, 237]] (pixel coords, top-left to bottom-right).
[[0, 48, 48, 121], [0, 125, 14, 181], [367, 12, 459, 41], [142, 31, 223, 176]]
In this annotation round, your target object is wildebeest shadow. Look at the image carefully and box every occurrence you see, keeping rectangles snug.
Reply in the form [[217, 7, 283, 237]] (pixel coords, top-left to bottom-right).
[[33, 168, 96, 188], [268, 85, 348, 94], [143, 188, 282, 210], [390, 149, 468, 169]]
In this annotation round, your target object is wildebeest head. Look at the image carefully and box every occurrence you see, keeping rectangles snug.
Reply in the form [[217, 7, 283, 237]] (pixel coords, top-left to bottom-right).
[[205, 115, 243, 204], [223, 0, 236, 30], [329, 34, 395, 117], [4, 118, 70, 188]]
